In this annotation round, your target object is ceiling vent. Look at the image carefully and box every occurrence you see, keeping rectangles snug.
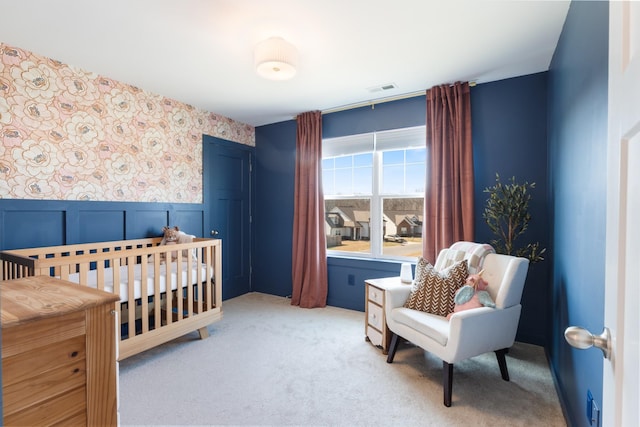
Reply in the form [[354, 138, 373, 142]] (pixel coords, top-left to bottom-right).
[[367, 83, 398, 93]]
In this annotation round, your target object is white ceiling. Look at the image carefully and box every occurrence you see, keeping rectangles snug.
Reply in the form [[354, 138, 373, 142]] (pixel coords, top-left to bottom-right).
[[1, 0, 570, 127]]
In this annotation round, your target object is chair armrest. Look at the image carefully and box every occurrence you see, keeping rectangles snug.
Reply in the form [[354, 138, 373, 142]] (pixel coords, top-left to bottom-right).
[[385, 286, 412, 309], [384, 286, 412, 321]]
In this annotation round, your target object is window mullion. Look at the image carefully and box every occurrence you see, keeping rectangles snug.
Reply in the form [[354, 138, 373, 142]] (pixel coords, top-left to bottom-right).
[[371, 140, 382, 257]]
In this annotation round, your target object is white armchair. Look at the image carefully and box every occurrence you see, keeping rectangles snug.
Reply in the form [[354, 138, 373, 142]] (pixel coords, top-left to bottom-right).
[[385, 243, 529, 407]]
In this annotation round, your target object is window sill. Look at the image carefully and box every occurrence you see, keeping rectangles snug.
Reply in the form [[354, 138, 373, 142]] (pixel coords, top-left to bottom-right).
[[327, 253, 413, 265]]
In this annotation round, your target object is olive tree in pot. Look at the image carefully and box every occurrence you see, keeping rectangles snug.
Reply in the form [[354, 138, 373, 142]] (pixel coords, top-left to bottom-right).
[[483, 174, 546, 263]]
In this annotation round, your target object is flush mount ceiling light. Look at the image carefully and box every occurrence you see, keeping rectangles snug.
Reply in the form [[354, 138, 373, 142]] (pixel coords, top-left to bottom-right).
[[254, 37, 298, 81]]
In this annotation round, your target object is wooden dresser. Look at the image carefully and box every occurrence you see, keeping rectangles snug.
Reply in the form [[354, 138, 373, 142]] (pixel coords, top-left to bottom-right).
[[2, 276, 119, 426]]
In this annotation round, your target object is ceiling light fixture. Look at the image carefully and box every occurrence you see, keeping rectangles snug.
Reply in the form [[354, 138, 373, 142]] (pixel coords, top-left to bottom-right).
[[254, 37, 298, 81]]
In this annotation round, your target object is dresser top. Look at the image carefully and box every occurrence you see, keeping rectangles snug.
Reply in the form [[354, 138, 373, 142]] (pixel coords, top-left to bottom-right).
[[1, 275, 119, 327]]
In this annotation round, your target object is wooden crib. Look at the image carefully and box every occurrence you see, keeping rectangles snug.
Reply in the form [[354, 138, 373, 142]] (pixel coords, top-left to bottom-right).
[[0, 237, 222, 360]]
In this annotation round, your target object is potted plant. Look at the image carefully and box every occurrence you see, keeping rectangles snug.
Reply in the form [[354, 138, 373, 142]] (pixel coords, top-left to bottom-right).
[[483, 174, 546, 263]]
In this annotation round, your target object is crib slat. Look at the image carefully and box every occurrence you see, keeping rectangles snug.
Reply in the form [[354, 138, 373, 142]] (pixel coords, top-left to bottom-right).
[[112, 258, 121, 299], [110, 257, 123, 344], [175, 249, 181, 322], [59, 264, 71, 282], [153, 252, 162, 330], [96, 260, 105, 292], [175, 251, 183, 322], [127, 257, 135, 337], [79, 262, 88, 286], [140, 254, 149, 334], [205, 245, 213, 310], [215, 241, 222, 309], [195, 249, 203, 314]]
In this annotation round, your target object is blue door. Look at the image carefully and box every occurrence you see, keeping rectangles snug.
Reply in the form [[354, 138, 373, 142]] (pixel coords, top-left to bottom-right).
[[204, 136, 253, 300]]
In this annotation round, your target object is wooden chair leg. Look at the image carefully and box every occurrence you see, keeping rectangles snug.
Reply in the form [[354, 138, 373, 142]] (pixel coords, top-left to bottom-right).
[[495, 348, 510, 381], [386, 333, 401, 363], [443, 361, 453, 407]]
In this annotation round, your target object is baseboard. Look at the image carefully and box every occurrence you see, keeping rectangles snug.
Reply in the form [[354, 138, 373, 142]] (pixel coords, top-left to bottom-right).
[[544, 346, 572, 426]]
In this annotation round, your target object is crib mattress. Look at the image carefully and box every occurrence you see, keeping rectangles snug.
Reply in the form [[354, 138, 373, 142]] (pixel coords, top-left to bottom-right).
[[62, 261, 212, 302]]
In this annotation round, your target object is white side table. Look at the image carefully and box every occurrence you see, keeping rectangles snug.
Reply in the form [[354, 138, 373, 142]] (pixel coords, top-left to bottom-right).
[[364, 276, 408, 354]]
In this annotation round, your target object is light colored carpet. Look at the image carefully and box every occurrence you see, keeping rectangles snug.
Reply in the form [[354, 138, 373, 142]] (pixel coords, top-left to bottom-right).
[[118, 292, 566, 426]]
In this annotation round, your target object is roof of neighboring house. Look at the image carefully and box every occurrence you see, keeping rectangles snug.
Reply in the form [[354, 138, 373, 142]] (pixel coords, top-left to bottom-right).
[[352, 210, 370, 223], [326, 206, 369, 228], [326, 206, 355, 228], [387, 211, 424, 227], [327, 203, 423, 228]]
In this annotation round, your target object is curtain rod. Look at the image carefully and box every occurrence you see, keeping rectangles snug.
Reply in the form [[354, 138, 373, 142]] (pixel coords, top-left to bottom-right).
[[320, 80, 477, 114], [321, 90, 425, 115], [320, 81, 477, 116]]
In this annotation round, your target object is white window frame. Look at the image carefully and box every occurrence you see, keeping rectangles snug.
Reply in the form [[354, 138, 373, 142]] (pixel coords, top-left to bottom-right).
[[323, 125, 425, 261]]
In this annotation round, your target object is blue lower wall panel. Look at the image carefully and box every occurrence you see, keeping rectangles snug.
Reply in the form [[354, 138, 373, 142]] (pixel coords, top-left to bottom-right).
[[327, 256, 408, 311], [2, 209, 66, 249], [0, 199, 205, 250], [173, 210, 204, 237], [78, 210, 126, 243]]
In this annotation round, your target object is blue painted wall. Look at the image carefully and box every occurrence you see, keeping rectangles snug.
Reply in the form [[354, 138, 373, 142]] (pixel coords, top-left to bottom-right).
[[0, 199, 205, 250], [254, 82, 550, 343], [547, 1, 608, 426], [253, 120, 297, 297], [471, 73, 550, 345]]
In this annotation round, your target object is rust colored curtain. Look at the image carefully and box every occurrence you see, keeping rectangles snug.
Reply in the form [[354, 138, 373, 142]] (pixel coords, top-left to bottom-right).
[[291, 111, 328, 308], [423, 82, 474, 262]]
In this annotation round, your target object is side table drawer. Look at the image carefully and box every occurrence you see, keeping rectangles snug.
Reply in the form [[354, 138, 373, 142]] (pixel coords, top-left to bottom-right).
[[367, 301, 384, 331], [367, 326, 383, 347], [367, 285, 384, 305]]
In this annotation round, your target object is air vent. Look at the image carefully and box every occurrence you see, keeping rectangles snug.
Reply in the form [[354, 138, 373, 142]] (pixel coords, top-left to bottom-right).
[[367, 83, 398, 93]]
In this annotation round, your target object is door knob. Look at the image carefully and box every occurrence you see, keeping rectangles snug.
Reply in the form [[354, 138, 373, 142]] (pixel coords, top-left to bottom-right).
[[210, 230, 219, 236], [564, 326, 611, 360]]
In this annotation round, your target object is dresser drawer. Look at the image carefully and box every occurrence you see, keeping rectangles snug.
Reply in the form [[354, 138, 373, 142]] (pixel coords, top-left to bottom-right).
[[3, 358, 86, 416], [4, 385, 87, 427], [367, 301, 384, 331], [1, 310, 85, 358], [2, 335, 86, 386], [367, 284, 384, 306]]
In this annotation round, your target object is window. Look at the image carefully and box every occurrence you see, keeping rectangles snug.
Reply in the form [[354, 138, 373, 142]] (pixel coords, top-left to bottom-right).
[[322, 126, 425, 260]]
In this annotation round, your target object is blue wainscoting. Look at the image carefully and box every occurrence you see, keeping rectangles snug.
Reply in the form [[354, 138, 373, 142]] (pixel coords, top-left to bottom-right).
[[0, 199, 205, 250], [327, 256, 407, 311]]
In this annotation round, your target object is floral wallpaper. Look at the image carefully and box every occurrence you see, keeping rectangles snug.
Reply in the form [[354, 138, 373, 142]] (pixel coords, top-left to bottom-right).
[[0, 43, 255, 203]]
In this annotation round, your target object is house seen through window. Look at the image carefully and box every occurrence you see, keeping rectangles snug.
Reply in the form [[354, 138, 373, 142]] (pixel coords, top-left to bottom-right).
[[322, 126, 425, 260]]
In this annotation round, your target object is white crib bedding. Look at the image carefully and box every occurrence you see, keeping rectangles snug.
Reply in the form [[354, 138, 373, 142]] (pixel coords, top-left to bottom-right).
[[62, 261, 212, 303]]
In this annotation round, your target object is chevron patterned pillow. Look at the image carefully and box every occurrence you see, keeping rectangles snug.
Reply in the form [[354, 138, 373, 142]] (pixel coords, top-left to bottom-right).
[[404, 259, 469, 317], [412, 256, 430, 286]]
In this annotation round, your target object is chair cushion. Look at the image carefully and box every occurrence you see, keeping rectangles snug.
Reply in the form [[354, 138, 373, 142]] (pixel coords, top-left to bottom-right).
[[404, 259, 468, 317], [391, 307, 450, 346]]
